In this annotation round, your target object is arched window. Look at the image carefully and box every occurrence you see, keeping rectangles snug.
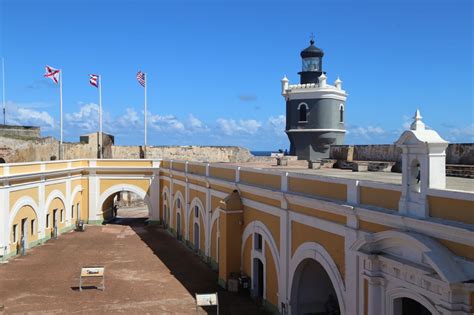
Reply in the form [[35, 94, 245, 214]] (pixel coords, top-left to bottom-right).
[[410, 159, 421, 193], [339, 104, 344, 123], [298, 103, 308, 122], [0, 157, 5, 163]]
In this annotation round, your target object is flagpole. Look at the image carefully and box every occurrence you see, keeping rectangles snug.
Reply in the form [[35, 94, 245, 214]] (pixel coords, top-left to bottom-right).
[[144, 73, 147, 150], [99, 75, 103, 159], [59, 69, 63, 160], [2, 58, 5, 125]]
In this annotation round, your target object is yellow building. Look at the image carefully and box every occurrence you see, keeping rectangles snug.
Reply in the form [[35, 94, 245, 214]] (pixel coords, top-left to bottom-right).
[[0, 115, 473, 315]]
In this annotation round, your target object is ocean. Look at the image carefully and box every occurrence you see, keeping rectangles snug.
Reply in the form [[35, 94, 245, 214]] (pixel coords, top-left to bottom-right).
[[251, 151, 274, 157]]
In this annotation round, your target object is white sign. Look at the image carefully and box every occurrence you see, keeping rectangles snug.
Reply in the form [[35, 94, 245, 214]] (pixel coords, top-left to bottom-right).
[[195, 292, 219, 314], [195, 293, 218, 306]]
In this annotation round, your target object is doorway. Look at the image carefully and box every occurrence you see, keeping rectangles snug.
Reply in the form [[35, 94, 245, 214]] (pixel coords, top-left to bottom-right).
[[394, 297, 432, 315], [194, 222, 199, 252], [21, 218, 28, 249], [253, 258, 264, 301], [176, 212, 181, 240], [290, 258, 340, 314]]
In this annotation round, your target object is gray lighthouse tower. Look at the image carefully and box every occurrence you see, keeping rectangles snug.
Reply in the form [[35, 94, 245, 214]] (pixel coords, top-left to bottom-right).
[[281, 39, 348, 160]]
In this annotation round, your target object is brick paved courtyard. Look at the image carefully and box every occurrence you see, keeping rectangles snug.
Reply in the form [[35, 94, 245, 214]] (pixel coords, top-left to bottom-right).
[[0, 208, 264, 314]]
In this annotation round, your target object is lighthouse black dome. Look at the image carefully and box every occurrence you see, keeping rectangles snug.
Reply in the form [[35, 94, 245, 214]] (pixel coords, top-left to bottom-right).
[[300, 40, 324, 58]]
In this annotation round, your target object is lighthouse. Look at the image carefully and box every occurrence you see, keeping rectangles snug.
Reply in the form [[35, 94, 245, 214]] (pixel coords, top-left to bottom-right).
[[281, 39, 348, 160]]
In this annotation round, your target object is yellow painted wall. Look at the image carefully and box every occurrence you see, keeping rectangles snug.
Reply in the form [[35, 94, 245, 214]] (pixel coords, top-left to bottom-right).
[[172, 161, 186, 172], [173, 174, 186, 182], [45, 162, 68, 171], [71, 190, 83, 223], [71, 178, 82, 191], [209, 166, 236, 181], [10, 205, 39, 252], [240, 191, 281, 208], [360, 187, 400, 211], [96, 160, 152, 167], [45, 182, 66, 199], [212, 196, 223, 211], [291, 221, 345, 278], [46, 197, 67, 236], [80, 178, 89, 221], [289, 203, 347, 225], [240, 171, 281, 190], [71, 160, 87, 168], [188, 163, 206, 176], [9, 164, 41, 175], [173, 183, 185, 200], [243, 206, 280, 249], [0, 166, 3, 176], [190, 190, 206, 206], [436, 238, 474, 261], [289, 177, 347, 201], [428, 195, 474, 225], [265, 244, 278, 306], [211, 184, 234, 194], [99, 178, 150, 195], [9, 187, 39, 210], [242, 235, 252, 278], [359, 220, 392, 233], [188, 177, 206, 187]]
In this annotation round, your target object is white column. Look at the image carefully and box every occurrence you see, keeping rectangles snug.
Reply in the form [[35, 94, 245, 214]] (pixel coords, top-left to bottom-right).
[[367, 276, 385, 315], [38, 179, 46, 240], [0, 188, 9, 256], [345, 230, 360, 314], [205, 185, 211, 256], [65, 178, 71, 226], [149, 172, 160, 222], [279, 172, 289, 312], [88, 171, 100, 222]]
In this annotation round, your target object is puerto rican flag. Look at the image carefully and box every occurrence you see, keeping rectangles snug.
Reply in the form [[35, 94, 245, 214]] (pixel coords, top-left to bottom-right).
[[89, 74, 99, 88], [44, 65, 60, 84]]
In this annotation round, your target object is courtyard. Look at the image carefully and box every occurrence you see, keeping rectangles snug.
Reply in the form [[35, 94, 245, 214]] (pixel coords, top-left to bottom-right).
[[0, 207, 263, 314]]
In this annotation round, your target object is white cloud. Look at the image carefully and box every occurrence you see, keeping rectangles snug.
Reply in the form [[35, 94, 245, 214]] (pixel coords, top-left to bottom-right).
[[448, 123, 474, 141], [267, 115, 286, 135], [188, 114, 209, 133], [216, 118, 262, 136], [148, 113, 186, 133], [5, 101, 55, 129], [65, 103, 99, 132], [116, 108, 141, 129]]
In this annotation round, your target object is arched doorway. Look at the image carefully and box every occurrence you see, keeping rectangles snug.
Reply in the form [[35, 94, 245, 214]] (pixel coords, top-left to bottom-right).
[[102, 191, 149, 222], [393, 297, 432, 315], [291, 258, 340, 315]]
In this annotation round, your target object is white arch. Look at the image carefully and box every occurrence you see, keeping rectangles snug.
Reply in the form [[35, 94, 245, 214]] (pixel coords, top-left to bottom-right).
[[172, 190, 184, 228], [297, 102, 308, 110], [241, 220, 280, 285], [70, 184, 83, 209], [385, 287, 439, 315], [189, 197, 207, 246], [289, 242, 346, 315], [44, 190, 67, 217], [8, 196, 41, 237], [351, 230, 467, 284], [98, 184, 152, 219], [210, 208, 221, 261]]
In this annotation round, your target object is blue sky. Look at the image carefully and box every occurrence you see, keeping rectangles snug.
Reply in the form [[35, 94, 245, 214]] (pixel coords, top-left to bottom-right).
[[1, 0, 472, 150]]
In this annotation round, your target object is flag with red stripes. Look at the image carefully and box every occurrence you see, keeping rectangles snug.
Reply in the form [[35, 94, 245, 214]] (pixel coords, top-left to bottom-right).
[[44, 65, 60, 84], [136, 71, 146, 87], [89, 74, 99, 88]]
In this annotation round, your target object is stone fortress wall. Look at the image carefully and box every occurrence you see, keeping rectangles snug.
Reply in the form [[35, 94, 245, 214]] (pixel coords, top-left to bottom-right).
[[330, 143, 474, 165]]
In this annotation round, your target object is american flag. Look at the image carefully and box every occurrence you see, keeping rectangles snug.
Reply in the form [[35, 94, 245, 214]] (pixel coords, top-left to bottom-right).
[[89, 74, 99, 88], [44, 65, 60, 84], [136, 71, 146, 87]]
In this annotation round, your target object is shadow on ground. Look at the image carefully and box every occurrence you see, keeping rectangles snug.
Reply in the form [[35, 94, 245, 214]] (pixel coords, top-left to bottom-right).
[[106, 214, 267, 315]]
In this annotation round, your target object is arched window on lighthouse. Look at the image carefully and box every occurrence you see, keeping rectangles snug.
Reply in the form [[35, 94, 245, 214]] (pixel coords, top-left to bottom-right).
[[298, 103, 308, 122], [339, 104, 344, 123]]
